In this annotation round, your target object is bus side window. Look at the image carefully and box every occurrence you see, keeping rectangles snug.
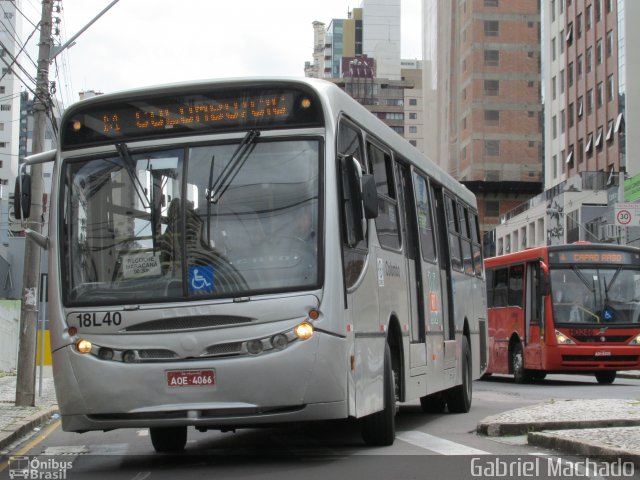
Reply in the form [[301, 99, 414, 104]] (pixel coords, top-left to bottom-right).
[[367, 141, 401, 251], [338, 120, 368, 289], [412, 173, 437, 262], [458, 204, 473, 275], [493, 267, 508, 307], [444, 195, 462, 271], [469, 211, 483, 277], [486, 268, 494, 308], [508, 264, 524, 307]]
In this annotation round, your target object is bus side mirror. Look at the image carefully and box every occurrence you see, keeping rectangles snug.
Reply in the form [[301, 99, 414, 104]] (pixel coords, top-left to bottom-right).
[[539, 261, 550, 296], [361, 174, 378, 220], [340, 155, 365, 247], [14, 173, 32, 219]]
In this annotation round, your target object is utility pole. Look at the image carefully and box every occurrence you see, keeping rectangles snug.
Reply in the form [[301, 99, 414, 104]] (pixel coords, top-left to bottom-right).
[[15, 0, 53, 407]]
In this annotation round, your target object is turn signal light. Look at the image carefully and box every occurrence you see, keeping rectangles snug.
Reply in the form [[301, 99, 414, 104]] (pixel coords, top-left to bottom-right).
[[75, 339, 92, 353], [294, 322, 314, 340]]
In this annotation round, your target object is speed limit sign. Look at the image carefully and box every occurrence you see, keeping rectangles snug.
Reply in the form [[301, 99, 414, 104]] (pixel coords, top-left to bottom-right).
[[615, 203, 640, 226]]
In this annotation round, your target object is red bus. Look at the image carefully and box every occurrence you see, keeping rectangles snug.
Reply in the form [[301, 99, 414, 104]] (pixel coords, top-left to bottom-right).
[[484, 243, 640, 384]]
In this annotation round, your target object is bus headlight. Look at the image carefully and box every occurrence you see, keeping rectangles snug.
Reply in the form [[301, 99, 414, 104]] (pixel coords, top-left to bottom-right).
[[246, 339, 264, 355], [555, 329, 575, 345], [294, 322, 314, 340], [75, 339, 92, 353], [629, 333, 640, 345]]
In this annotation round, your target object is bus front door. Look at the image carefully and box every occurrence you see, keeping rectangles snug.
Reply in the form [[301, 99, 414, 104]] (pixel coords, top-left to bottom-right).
[[525, 261, 543, 369]]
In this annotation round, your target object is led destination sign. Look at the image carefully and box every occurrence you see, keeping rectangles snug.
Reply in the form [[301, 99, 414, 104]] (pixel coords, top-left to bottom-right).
[[61, 86, 323, 149], [551, 250, 640, 265]]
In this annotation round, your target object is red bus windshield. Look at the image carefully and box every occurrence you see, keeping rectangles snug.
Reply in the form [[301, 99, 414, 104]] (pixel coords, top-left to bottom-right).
[[550, 265, 640, 326]]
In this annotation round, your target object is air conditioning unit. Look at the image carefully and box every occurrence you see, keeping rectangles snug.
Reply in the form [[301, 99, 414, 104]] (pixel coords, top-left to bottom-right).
[[604, 224, 620, 240]]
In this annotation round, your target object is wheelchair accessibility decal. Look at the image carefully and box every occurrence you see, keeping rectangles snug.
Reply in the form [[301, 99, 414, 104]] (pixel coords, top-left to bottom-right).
[[189, 266, 214, 294]]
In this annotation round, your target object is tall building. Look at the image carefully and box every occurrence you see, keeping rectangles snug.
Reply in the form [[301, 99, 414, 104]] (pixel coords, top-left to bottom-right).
[[422, 0, 543, 239], [0, 0, 23, 196], [490, 0, 640, 254], [306, 1, 418, 141]]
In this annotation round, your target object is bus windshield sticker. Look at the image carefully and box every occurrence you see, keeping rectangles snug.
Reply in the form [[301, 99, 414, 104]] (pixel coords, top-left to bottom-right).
[[121, 252, 161, 278], [189, 265, 214, 294]]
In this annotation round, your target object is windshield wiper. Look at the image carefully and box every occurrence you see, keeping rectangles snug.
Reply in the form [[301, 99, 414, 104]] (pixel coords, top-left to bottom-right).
[[207, 129, 260, 204], [115, 143, 151, 209]]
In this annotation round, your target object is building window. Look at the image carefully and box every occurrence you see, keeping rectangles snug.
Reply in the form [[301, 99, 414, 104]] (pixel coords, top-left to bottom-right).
[[484, 0, 499, 6], [409, 126, 417, 134], [0, 105, 10, 111], [484, 49, 499, 66], [409, 140, 417, 146], [568, 62, 573, 87], [566, 22, 573, 44], [587, 89, 593, 115], [409, 98, 417, 106], [485, 110, 499, 125], [484, 140, 500, 156], [586, 47, 592, 73], [607, 74, 614, 102], [552, 76, 557, 100], [560, 69, 565, 93], [568, 102, 574, 127], [577, 55, 583, 78], [409, 112, 417, 119], [606, 30, 613, 57], [586, 4, 592, 30], [484, 20, 499, 37], [576, 14, 582, 38], [596, 39, 602, 64], [552, 115, 557, 139], [560, 108, 565, 133], [595, 0, 602, 21], [578, 138, 584, 163], [485, 200, 500, 217], [484, 79, 499, 96], [597, 82, 603, 108], [577, 96, 583, 117], [552, 37, 556, 61]]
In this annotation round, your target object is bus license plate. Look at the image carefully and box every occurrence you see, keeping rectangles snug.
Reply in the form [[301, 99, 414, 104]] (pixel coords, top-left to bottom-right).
[[167, 369, 215, 387]]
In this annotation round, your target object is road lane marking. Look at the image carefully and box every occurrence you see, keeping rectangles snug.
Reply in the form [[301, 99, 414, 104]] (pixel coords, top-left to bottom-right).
[[397, 431, 490, 455], [0, 420, 61, 473]]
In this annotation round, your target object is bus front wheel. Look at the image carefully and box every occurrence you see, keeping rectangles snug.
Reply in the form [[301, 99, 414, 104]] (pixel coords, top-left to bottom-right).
[[150, 426, 187, 453], [595, 371, 616, 384], [511, 343, 531, 384], [361, 343, 397, 446]]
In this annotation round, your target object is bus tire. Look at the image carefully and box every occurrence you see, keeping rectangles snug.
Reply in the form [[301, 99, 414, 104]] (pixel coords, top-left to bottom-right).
[[361, 343, 396, 446], [595, 371, 616, 384], [150, 426, 187, 453], [511, 342, 531, 384], [444, 336, 472, 413]]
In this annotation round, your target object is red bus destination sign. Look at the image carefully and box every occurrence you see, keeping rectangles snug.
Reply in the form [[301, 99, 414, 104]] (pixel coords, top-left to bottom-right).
[[551, 250, 640, 265]]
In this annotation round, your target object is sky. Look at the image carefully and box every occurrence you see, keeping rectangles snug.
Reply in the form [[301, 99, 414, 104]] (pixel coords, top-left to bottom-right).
[[20, 0, 422, 109]]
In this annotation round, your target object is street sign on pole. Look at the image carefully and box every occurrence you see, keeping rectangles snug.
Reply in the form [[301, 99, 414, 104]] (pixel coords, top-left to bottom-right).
[[614, 202, 640, 226]]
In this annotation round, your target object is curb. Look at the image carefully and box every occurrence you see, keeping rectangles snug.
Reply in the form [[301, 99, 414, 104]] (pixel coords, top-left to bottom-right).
[[0, 406, 59, 451], [477, 419, 640, 437], [528, 431, 640, 467]]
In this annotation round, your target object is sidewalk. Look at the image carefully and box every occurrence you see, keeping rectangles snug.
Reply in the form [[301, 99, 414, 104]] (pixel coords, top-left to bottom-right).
[[0, 366, 58, 451], [478, 389, 640, 466]]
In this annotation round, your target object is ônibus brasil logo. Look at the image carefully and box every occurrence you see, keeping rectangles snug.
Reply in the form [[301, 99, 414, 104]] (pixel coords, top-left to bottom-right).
[[8, 456, 73, 480]]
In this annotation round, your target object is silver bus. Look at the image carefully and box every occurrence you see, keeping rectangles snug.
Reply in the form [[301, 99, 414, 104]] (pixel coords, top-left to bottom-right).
[[19, 78, 488, 452]]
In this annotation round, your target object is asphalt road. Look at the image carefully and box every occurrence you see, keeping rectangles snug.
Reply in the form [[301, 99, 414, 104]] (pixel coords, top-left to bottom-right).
[[3, 374, 640, 480]]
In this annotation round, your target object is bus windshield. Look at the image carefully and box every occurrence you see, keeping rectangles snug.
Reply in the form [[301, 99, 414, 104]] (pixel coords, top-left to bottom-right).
[[62, 138, 321, 306], [550, 266, 640, 325]]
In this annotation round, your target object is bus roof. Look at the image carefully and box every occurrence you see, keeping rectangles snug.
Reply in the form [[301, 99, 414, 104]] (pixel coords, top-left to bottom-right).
[[61, 77, 476, 208]]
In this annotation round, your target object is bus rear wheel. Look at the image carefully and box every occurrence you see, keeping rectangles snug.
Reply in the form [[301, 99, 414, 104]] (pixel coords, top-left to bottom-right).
[[444, 336, 472, 413], [361, 343, 397, 446], [150, 426, 187, 453], [595, 371, 616, 384]]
